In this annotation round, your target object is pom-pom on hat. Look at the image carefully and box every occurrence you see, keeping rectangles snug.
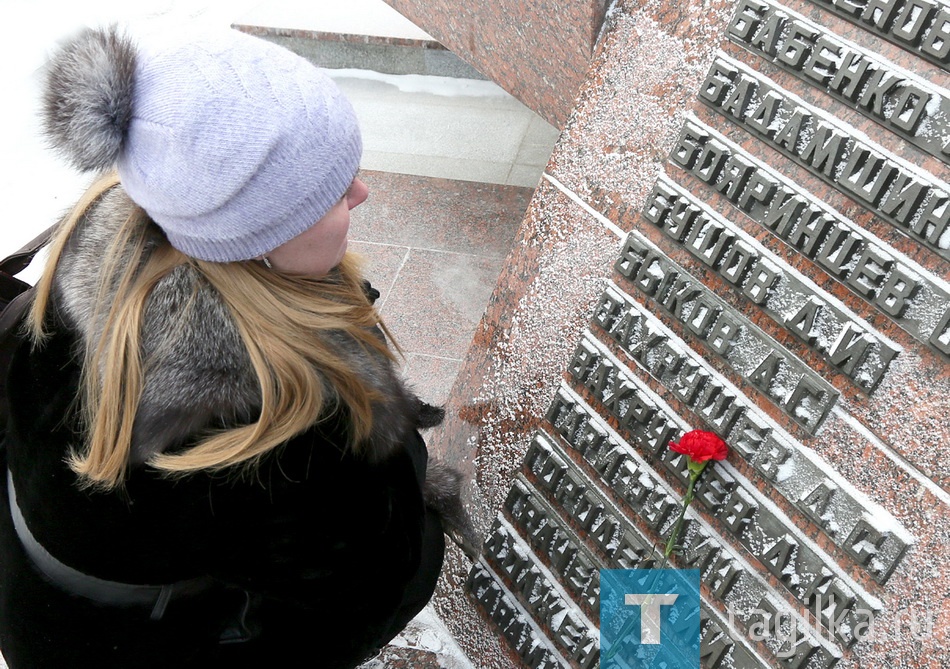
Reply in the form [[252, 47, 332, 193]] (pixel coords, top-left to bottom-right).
[[42, 26, 362, 262]]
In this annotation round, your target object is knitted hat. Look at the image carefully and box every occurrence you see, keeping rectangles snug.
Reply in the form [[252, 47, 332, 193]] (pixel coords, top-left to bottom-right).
[[42, 26, 362, 262]]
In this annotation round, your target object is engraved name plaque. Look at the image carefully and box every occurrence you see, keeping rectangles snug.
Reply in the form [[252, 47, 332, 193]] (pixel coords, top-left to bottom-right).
[[451, 0, 948, 666]]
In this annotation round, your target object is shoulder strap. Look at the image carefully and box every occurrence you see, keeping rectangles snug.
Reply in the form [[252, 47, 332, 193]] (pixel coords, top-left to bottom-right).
[[0, 223, 55, 337], [0, 225, 55, 307], [0, 226, 56, 278], [0, 225, 56, 437]]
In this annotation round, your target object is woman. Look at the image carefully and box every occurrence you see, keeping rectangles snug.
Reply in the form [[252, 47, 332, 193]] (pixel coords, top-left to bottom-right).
[[0, 25, 464, 668]]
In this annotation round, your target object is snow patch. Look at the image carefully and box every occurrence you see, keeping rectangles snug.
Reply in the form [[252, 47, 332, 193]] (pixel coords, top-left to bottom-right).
[[328, 68, 514, 99]]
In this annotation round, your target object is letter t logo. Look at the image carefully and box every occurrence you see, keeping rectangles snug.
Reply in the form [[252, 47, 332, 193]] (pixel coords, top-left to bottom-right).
[[624, 593, 680, 644]]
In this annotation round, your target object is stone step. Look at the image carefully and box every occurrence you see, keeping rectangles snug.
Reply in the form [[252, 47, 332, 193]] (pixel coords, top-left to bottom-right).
[[232, 0, 485, 79], [232, 0, 559, 188]]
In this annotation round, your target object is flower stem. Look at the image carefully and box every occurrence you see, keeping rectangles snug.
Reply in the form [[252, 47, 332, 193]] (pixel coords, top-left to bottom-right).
[[601, 460, 707, 666], [663, 462, 704, 559]]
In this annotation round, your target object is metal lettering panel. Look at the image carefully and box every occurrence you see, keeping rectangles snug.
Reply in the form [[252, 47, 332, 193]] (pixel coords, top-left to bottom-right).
[[805, 0, 950, 71], [504, 475, 773, 669], [564, 333, 911, 585], [729, 0, 950, 164], [700, 53, 950, 262], [523, 431, 842, 667], [594, 281, 839, 431], [467, 561, 572, 669], [669, 117, 950, 360]]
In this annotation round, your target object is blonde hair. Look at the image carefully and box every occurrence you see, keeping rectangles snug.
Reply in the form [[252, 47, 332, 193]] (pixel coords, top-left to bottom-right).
[[30, 172, 396, 489]]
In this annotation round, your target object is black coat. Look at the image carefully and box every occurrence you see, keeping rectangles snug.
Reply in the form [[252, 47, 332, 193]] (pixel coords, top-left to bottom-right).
[[0, 316, 444, 668]]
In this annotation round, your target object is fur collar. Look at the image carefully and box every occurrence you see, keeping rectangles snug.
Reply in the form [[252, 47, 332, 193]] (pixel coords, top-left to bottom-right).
[[52, 185, 431, 465]]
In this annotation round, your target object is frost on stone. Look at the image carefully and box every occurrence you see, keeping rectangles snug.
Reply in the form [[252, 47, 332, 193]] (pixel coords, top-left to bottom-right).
[[775, 458, 796, 483], [792, 393, 816, 420], [548, 608, 569, 631]]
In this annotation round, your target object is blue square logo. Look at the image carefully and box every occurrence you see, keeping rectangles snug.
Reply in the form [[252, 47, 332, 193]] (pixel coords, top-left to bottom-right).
[[600, 569, 701, 668]]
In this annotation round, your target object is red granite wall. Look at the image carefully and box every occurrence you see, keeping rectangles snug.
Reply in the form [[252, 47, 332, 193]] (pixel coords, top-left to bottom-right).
[[427, 0, 740, 664], [380, 0, 610, 128], [428, 0, 950, 665]]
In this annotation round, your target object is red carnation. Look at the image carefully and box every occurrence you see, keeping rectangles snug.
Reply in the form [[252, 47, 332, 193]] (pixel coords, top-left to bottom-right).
[[669, 429, 728, 463]]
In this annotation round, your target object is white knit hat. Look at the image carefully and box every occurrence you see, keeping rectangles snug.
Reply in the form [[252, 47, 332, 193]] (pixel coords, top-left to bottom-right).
[[42, 26, 363, 262]]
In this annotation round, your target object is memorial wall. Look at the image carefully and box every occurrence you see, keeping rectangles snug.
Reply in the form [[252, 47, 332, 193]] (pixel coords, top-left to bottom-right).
[[423, 0, 949, 666]]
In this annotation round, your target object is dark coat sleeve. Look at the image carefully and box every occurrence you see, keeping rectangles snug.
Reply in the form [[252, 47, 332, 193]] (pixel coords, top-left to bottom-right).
[[201, 415, 433, 666], [209, 422, 427, 602]]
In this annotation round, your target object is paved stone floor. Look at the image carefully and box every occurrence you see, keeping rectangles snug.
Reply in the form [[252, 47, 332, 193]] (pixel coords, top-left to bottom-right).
[[350, 170, 533, 406]]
